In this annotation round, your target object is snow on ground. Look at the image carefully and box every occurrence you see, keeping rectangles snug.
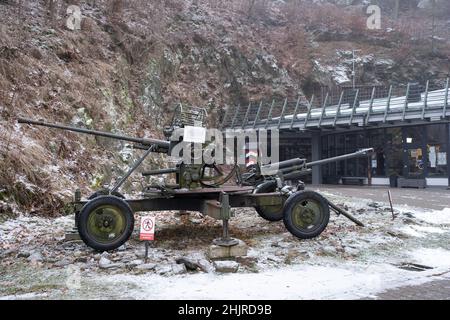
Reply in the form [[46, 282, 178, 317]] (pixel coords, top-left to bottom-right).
[[1, 188, 450, 300], [413, 208, 450, 225]]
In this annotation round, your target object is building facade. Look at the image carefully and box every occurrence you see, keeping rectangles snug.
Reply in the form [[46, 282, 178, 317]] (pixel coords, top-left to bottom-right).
[[225, 79, 450, 188], [321, 123, 449, 186]]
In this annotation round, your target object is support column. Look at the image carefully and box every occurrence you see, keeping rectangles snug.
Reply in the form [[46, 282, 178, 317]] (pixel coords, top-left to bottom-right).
[[447, 124, 450, 189], [311, 134, 323, 185]]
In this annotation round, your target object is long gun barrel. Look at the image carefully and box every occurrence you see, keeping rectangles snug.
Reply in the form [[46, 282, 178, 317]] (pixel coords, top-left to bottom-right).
[[260, 148, 373, 180], [305, 148, 373, 168], [18, 117, 170, 153]]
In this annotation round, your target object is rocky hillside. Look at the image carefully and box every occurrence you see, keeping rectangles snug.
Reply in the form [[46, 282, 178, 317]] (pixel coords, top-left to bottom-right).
[[0, 0, 449, 217]]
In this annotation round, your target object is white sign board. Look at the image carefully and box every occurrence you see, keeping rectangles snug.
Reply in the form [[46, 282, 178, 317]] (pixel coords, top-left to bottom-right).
[[429, 146, 436, 168], [438, 152, 447, 166], [140, 216, 155, 241]]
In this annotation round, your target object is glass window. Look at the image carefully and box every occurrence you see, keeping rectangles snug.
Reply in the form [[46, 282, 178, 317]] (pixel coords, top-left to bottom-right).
[[404, 126, 424, 146], [386, 128, 403, 176], [427, 124, 448, 178], [356, 132, 368, 176], [407, 147, 425, 178], [369, 129, 386, 177], [328, 135, 336, 176], [345, 134, 357, 176], [321, 136, 329, 177], [336, 134, 345, 176]]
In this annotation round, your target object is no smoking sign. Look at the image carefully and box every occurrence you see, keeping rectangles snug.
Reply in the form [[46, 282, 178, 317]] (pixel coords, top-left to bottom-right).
[[140, 216, 155, 241]]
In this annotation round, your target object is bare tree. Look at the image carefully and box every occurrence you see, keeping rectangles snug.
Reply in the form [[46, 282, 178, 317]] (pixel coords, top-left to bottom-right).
[[393, 0, 400, 19], [430, 0, 437, 54], [45, 0, 57, 24], [109, 0, 124, 20]]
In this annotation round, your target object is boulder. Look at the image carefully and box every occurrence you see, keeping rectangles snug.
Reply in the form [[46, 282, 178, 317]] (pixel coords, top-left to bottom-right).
[[213, 260, 239, 273]]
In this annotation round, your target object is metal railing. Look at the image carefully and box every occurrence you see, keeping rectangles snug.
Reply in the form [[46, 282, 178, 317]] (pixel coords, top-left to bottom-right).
[[222, 78, 450, 130]]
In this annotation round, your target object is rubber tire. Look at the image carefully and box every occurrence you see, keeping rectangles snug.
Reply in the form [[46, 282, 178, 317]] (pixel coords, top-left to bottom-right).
[[253, 181, 284, 222], [77, 195, 134, 252], [283, 191, 330, 239]]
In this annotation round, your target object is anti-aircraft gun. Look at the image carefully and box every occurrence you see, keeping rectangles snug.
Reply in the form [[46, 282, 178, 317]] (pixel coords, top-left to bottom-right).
[[17, 105, 372, 251]]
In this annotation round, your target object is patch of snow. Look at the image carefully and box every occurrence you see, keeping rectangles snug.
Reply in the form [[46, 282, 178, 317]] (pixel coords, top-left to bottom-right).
[[400, 225, 447, 238], [413, 208, 450, 225], [90, 262, 442, 300], [400, 226, 426, 238], [409, 248, 450, 269]]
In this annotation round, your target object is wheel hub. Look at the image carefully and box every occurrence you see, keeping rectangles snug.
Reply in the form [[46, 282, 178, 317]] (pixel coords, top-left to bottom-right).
[[292, 200, 322, 229], [87, 205, 126, 243]]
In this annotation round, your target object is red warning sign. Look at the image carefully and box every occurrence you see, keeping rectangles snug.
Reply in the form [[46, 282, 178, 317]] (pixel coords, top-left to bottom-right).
[[140, 216, 155, 241]]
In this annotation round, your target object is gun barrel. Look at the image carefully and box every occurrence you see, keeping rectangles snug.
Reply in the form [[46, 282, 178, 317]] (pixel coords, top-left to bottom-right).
[[306, 148, 374, 167], [262, 158, 305, 171], [142, 168, 178, 176], [18, 117, 170, 152]]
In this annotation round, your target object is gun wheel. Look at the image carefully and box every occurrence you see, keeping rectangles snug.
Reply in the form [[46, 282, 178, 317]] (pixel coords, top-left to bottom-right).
[[77, 195, 134, 251], [283, 191, 329, 239], [253, 181, 285, 221]]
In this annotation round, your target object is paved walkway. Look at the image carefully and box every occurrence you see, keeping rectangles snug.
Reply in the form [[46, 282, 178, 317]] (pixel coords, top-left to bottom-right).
[[311, 185, 450, 211], [372, 278, 450, 300], [312, 185, 450, 299]]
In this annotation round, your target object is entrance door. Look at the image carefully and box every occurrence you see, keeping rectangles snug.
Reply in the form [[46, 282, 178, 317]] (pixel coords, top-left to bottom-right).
[[403, 127, 426, 179], [405, 147, 425, 178]]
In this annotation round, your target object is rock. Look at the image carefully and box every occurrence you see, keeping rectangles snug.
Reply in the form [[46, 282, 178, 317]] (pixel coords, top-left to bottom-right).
[[171, 263, 187, 275], [402, 212, 415, 218], [73, 251, 83, 257], [207, 245, 229, 259], [128, 259, 144, 267], [230, 240, 248, 256], [207, 239, 248, 259], [197, 259, 214, 273], [277, 241, 292, 249], [64, 232, 81, 241], [135, 250, 146, 258], [213, 260, 239, 273], [176, 257, 199, 271], [99, 256, 112, 269], [0, 249, 17, 258], [386, 230, 409, 239], [298, 250, 312, 259], [368, 202, 381, 208], [156, 265, 173, 275], [17, 251, 31, 258], [190, 218, 203, 225], [118, 244, 127, 251], [321, 245, 337, 256], [27, 252, 43, 263], [135, 263, 156, 270], [54, 259, 72, 267], [75, 257, 88, 263]]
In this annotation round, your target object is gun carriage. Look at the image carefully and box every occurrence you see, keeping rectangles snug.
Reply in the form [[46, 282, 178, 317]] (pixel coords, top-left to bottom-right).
[[18, 105, 372, 251]]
